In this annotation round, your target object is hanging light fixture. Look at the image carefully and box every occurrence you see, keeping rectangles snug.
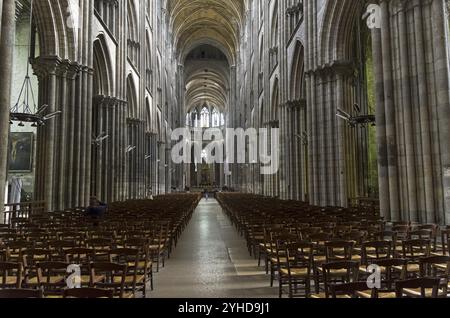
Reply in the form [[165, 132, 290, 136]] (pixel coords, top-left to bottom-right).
[[9, 0, 61, 127]]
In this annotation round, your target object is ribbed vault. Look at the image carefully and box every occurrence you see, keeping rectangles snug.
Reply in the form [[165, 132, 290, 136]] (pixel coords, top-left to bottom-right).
[[184, 58, 229, 112], [169, 0, 245, 64]]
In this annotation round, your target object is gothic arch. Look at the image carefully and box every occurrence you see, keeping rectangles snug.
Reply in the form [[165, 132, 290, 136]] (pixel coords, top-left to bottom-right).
[[127, 0, 139, 42], [319, 0, 362, 65], [93, 34, 114, 96], [270, 0, 279, 48], [271, 78, 279, 119], [290, 41, 305, 100], [145, 97, 152, 132], [33, 0, 77, 61], [126, 74, 138, 118]]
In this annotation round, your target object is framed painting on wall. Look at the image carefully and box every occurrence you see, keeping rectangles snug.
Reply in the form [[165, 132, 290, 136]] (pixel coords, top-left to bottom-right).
[[9, 132, 34, 173]]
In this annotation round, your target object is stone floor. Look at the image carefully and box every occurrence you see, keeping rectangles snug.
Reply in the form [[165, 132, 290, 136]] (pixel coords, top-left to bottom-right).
[[150, 198, 278, 298]]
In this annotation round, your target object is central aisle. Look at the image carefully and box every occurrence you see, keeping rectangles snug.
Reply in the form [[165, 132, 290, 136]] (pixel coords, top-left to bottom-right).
[[151, 198, 278, 298]]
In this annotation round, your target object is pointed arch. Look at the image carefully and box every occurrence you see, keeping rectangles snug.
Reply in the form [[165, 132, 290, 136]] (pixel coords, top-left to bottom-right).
[[319, 0, 362, 65], [290, 41, 305, 100], [145, 97, 152, 132], [33, 0, 77, 60], [126, 75, 137, 118], [93, 34, 114, 96], [270, 0, 279, 48], [271, 78, 280, 119]]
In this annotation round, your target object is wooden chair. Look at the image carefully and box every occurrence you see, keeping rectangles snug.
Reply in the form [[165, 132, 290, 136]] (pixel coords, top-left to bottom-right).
[[358, 258, 408, 298], [5, 241, 33, 262], [414, 256, 450, 297], [57, 231, 86, 247], [36, 261, 70, 297], [89, 262, 129, 298], [123, 239, 153, 291], [309, 232, 333, 293], [393, 225, 410, 256], [48, 240, 78, 261], [441, 229, 450, 256], [310, 261, 360, 298], [401, 239, 431, 277], [0, 288, 43, 298], [85, 238, 113, 261], [395, 278, 441, 298], [64, 248, 97, 287], [0, 249, 7, 262], [361, 240, 392, 265], [21, 248, 52, 287], [109, 248, 145, 297], [330, 281, 375, 298], [269, 232, 295, 287], [247, 222, 264, 256], [0, 262, 23, 289], [63, 287, 114, 298], [276, 241, 313, 298], [415, 224, 439, 251], [323, 240, 355, 262]]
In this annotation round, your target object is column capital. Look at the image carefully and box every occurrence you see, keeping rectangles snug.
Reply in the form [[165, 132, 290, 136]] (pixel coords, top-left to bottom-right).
[[285, 99, 307, 110], [31, 56, 63, 78], [306, 59, 355, 78], [67, 62, 81, 79]]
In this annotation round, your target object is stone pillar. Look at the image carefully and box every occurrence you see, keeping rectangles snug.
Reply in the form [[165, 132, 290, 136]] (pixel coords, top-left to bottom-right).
[[432, 0, 450, 224], [380, 1, 400, 221], [66, 63, 80, 208], [0, 0, 15, 219], [397, 4, 418, 222], [371, 27, 390, 220], [43, 62, 58, 212]]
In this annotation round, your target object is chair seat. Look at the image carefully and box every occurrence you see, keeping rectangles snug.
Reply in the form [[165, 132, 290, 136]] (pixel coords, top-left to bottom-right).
[[355, 291, 373, 298], [432, 263, 448, 271], [122, 292, 135, 299], [393, 263, 420, 272], [117, 274, 145, 284], [28, 276, 65, 284], [310, 293, 351, 299], [128, 261, 152, 269], [280, 267, 309, 277], [316, 268, 349, 276], [149, 244, 165, 251], [45, 295, 64, 299], [313, 255, 327, 262], [270, 257, 295, 264], [366, 253, 389, 259], [375, 291, 397, 298], [430, 252, 444, 256], [4, 276, 19, 285], [82, 275, 105, 284], [402, 288, 447, 298], [359, 265, 387, 274], [259, 243, 276, 249]]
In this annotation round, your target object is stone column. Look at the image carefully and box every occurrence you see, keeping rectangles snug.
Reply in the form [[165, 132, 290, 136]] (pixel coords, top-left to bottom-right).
[[380, 0, 400, 221], [397, 4, 418, 222], [432, 0, 450, 224], [371, 27, 390, 220], [66, 63, 80, 208], [0, 0, 15, 219], [37, 59, 59, 212], [336, 73, 348, 207]]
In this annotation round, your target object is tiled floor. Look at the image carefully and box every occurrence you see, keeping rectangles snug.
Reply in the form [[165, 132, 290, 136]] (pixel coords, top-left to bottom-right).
[[150, 198, 278, 298]]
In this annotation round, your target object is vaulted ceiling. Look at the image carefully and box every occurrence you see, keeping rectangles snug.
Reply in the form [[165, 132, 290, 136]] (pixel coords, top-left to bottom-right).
[[168, 0, 246, 114], [169, 0, 245, 64]]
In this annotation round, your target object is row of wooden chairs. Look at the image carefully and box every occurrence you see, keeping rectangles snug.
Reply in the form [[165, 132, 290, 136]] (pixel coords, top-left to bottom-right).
[[0, 193, 202, 298], [217, 193, 450, 298]]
